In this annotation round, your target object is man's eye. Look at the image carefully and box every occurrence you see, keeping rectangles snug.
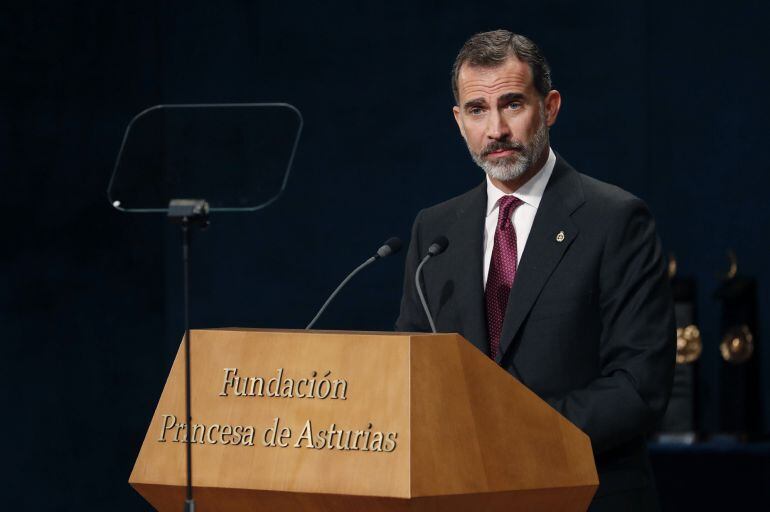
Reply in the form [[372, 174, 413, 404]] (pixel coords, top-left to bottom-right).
[[469, 107, 484, 115], [506, 102, 521, 110]]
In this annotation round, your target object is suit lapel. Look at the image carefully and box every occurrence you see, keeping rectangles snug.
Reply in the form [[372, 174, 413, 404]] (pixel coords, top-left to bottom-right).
[[495, 158, 585, 364], [445, 182, 488, 354]]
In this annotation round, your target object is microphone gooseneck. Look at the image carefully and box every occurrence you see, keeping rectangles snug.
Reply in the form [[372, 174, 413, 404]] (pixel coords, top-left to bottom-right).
[[306, 237, 402, 330], [415, 236, 449, 333]]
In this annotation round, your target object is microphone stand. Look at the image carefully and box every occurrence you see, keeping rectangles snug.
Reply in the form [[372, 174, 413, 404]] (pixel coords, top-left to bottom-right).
[[414, 237, 448, 334], [305, 238, 402, 330], [305, 256, 377, 330], [415, 254, 437, 333], [168, 199, 210, 512]]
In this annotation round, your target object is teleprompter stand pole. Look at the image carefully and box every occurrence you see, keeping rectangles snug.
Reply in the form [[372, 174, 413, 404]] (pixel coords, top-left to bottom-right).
[[168, 199, 210, 512]]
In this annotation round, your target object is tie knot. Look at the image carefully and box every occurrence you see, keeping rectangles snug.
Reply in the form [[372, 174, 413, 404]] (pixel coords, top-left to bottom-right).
[[497, 195, 523, 227]]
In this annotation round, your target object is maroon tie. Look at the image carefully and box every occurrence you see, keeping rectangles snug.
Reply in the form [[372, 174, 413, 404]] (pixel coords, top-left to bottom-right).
[[485, 195, 524, 359]]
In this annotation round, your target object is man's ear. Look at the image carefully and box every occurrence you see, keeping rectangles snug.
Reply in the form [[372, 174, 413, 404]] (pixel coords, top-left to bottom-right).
[[452, 105, 466, 139], [544, 90, 562, 127]]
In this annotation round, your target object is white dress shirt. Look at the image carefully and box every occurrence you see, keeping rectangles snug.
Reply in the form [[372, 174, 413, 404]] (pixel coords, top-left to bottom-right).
[[483, 147, 556, 289]]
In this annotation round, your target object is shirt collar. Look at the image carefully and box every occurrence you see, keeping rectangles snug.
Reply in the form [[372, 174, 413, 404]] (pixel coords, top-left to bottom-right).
[[485, 147, 556, 217]]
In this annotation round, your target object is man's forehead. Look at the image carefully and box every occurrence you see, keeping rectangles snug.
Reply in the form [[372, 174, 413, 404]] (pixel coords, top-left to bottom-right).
[[457, 56, 533, 103]]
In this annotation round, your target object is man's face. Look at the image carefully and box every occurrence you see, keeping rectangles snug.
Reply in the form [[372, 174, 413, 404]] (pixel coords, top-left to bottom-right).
[[452, 56, 560, 184]]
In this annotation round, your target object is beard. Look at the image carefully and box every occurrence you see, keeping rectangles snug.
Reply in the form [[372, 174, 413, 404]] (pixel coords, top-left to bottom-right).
[[467, 111, 550, 182]]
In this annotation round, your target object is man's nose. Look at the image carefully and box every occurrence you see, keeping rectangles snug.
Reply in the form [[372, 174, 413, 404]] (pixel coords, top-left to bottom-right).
[[485, 109, 510, 140]]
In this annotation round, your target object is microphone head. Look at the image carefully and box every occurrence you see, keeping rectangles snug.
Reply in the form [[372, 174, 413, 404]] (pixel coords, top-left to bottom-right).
[[427, 236, 449, 256], [376, 237, 403, 258]]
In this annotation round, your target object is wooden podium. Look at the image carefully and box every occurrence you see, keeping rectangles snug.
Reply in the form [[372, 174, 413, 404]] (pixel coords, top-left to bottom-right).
[[130, 329, 598, 511]]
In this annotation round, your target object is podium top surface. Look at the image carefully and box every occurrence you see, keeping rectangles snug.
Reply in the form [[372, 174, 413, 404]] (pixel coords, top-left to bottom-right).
[[204, 327, 444, 337]]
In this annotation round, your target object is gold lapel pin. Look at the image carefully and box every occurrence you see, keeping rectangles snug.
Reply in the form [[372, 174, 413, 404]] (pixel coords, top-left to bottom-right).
[[556, 231, 565, 242]]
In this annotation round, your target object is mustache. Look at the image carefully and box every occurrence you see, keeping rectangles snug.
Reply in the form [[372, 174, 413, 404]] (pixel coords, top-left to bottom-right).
[[481, 140, 525, 157]]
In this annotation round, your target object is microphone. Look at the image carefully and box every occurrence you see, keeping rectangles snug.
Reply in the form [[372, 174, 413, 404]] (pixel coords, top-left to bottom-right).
[[415, 236, 449, 333], [306, 237, 402, 330], [376, 237, 402, 258]]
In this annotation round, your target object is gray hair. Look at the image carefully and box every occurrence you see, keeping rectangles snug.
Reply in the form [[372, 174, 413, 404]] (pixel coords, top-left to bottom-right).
[[451, 30, 552, 103]]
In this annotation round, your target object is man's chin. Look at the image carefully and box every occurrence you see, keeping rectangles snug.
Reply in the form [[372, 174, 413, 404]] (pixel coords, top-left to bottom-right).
[[481, 156, 529, 181], [470, 149, 529, 181], [483, 163, 528, 182]]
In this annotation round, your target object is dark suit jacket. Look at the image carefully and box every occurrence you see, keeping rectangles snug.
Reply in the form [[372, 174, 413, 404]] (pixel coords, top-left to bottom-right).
[[396, 156, 676, 510]]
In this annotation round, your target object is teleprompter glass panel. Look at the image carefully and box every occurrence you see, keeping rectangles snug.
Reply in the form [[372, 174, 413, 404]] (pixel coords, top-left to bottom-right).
[[107, 103, 303, 212]]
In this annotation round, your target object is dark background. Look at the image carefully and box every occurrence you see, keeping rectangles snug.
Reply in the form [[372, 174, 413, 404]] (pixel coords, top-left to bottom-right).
[[3, 1, 769, 510]]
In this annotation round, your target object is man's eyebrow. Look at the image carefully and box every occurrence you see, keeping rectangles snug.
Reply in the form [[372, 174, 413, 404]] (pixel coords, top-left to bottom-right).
[[497, 92, 526, 104], [462, 98, 487, 110]]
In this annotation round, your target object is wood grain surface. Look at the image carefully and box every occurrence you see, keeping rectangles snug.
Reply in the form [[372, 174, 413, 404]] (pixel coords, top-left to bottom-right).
[[130, 329, 597, 511]]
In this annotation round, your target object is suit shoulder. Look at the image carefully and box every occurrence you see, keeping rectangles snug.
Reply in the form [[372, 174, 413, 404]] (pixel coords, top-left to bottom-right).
[[416, 183, 484, 225], [574, 171, 651, 219], [577, 172, 642, 206]]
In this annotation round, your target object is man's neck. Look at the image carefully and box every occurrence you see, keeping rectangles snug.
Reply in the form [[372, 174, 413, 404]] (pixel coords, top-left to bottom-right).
[[488, 148, 550, 194]]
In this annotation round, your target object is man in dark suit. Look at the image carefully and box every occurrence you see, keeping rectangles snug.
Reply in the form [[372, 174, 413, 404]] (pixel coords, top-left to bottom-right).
[[396, 30, 675, 511]]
